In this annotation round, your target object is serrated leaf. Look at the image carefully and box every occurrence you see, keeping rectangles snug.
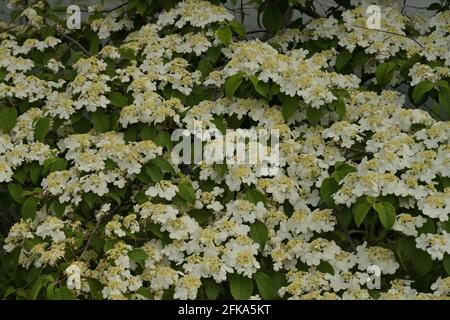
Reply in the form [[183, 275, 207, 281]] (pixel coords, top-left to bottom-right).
[[49, 158, 68, 172], [412, 80, 434, 104], [91, 109, 110, 133], [0, 107, 17, 133], [87, 278, 103, 299], [262, 6, 282, 34], [146, 165, 163, 183], [224, 73, 243, 99], [128, 248, 149, 262], [306, 107, 324, 125], [228, 20, 246, 37], [8, 183, 24, 204], [249, 220, 268, 251], [151, 157, 174, 173], [203, 278, 220, 300], [29, 162, 41, 185], [216, 25, 232, 46], [21, 197, 39, 220], [320, 178, 339, 208], [229, 273, 253, 300], [245, 188, 267, 205], [373, 201, 396, 230], [439, 85, 450, 114], [336, 50, 352, 72], [108, 92, 128, 108], [354, 201, 371, 227], [248, 75, 270, 99], [178, 181, 196, 204], [444, 254, 450, 275], [253, 272, 278, 299], [281, 96, 298, 120], [34, 117, 50, 142], [375, 62, 396, 86]]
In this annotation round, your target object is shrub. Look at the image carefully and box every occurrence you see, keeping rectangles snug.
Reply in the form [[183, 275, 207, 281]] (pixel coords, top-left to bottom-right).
[[0, 0, 450, 300]]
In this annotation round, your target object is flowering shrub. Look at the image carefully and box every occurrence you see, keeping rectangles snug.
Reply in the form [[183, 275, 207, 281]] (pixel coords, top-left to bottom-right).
[[0, 0, 450, 300]]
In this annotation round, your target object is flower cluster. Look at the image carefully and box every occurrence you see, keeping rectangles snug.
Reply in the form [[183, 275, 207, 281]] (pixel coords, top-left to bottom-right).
[[1, 0, 450, 301]]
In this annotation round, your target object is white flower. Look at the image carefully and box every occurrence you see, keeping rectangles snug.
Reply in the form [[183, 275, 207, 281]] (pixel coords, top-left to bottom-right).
[[65, 264, 82, 290], [35, 217, 66, 242], [145, 180, 179, 200], [416, 232, 450, 260], [356, 242, 399, 275]]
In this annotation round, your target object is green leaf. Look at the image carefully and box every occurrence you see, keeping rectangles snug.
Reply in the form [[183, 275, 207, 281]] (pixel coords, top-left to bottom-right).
[[29, 162, 41, 185], [87, 278, 103, 299], [34, 117, 50, 142], [335, 50, 352, 72], [198, 58, 213, 79], [444, 254, 450, 276], [354, 201, 371, 227], [146, 165, 163, 183], [215, 163, 227, 177], [375, 62, 396, 86], [333, 98, 346, 120], [262, 6, 282, 34], [249, 220, 268, 251], [413, 249, 433, 275], [216, 25, 232, 46], [91, 110, 110, 133], [228, 20, 246, 38], [373, 201, 396, 230], [8, 183, 24, 204], [412, 80, 434, 104], [136, 287, 153, 299], [178, 181, 196, 204], [245, 188, 267, 205], [317, 260, 335, 275], [58, 287, 77, 300], [332, 162, 356, 181], [151, 157, 174, 173], [253, 272, 278, 299], [438, 85, 450, 114], [203, 278, 220, 300], [248, 75, 270, 99], [306, 107, 324, 125], [154, 131, 172, 149], [229, 273, 253, 300], [31, 277, 46, 300], [0, 107, 17, 132], [83, 193, 96, 209], [136, 0, 148, 15], [119, 47, 135, 60], [207, 47, 221, 64], [281, 96, 298, 120], [128, 248, 149, 262], [108, 92, 128, 108], [21, 197, 39, 220], [147, 223, 165, 239], [224, 73, 244, 99], [49, 158, 68, 172], [320, 178, 339, 208]]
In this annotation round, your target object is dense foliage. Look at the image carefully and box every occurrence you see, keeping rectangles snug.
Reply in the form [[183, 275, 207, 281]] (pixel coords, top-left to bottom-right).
[[1, 0, 450, 300]]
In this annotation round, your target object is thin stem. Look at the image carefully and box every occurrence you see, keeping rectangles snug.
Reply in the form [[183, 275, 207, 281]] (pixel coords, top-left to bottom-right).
[[349, 24, 424, 48], [80, 218, 102, 258]]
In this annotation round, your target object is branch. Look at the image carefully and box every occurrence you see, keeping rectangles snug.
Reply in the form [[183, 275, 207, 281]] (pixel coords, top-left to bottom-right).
[[80, 218, 102, 258], [349, 24, 424, 48], [55, 29, 89, 56]]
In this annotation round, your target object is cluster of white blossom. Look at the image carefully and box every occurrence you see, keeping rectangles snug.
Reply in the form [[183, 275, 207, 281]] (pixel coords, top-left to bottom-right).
[[1, 0, 450, 300]]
